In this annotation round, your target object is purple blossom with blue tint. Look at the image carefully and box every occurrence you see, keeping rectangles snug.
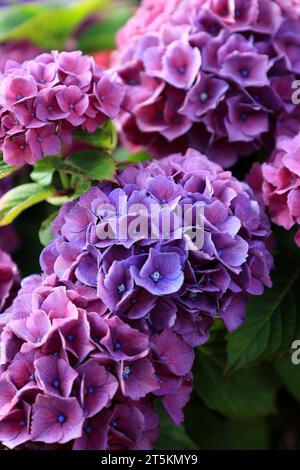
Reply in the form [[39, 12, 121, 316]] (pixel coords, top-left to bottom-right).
[[115, 0, 300, 167], [0, 149, 273, 450]]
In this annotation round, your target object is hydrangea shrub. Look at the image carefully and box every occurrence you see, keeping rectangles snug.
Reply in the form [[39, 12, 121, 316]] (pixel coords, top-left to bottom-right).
[[0, 0, 299, 454]]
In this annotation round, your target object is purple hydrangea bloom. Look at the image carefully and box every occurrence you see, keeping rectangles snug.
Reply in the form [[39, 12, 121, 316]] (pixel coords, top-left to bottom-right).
[[0, 51, 126, 166], [0, 150, 273, 450], [41, 149, 273, 335], [114, 0, 300, 167]]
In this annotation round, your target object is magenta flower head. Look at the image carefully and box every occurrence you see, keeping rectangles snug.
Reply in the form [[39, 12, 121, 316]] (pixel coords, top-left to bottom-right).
[[247, 133, 300, 248], [0, 50, 126, 166], [0, 276, 159, 450], [114, 0, 300, 167]]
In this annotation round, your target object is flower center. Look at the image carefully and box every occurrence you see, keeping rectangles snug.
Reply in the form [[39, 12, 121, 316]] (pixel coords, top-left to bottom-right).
[[117, 283, 126, 294], [87, 386, 95, 395], [67, 334, 74, 342], [52, 379, 60, 389], [177, 66, 186, 75], [58, 415, 66, 424], [151, 271, 161, 282], [189, 291, 198, 301], [199, 92, 209, 102], [209, 25, 218, 34], [114, 341, 122, 350], [86, 426, 93, 434], [240, 68, 250, 78]]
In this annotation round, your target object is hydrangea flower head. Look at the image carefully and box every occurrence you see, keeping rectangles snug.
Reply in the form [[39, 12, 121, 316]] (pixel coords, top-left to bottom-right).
[[114, 0, 300, 167], [0, 277, 160, 450], [0, 50, 126, 166], [41, 149, 273, 334], [0, 149, 273, 450], [248, 133, 300, 247]]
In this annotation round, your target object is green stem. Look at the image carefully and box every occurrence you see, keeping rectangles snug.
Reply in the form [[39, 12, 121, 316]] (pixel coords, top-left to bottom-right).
[[71, 175, 78, 189], [59, 171, 70, 190]]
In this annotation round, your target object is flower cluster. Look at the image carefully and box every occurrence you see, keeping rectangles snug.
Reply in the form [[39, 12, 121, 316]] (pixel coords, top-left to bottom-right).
[[0, 273, 190, 450], [0, 249, 19, 312], [0, 149, 273, 450], [0, 50, 125, 166], [114, 0, 300, 167], [248, 134, 300, 247], [42, 149, 273, 333]]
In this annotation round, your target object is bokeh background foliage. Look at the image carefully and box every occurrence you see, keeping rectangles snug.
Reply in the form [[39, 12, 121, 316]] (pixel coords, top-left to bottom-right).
[[0, 0, 299, 450]]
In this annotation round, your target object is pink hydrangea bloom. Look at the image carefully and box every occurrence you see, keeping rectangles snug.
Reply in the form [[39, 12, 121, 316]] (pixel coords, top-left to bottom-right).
[[114, 0, 300, 167], [0, 51, 126, 166], [251, 134, 300, 247]]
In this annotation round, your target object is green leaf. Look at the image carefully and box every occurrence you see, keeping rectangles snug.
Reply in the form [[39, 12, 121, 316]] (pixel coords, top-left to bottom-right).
[[155, 407, 197, 450], [274, 354, 300, 403], [30, 157, 60, 187], [39, 210, 58, 246], [227, 254, 300, 373], [195, 332, 279, 421], [58, 151, 116, 181], [185, 400, 271, 450], [0, 4, 43, 39], [114, 148, 153, 164], [78, 7, 132, 52], [0, 183, 55, 226], [73, 178, 92, 199], [0, 153, 20, 179], [73, 121, 118, 151], [1, 0, 108, 49]]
